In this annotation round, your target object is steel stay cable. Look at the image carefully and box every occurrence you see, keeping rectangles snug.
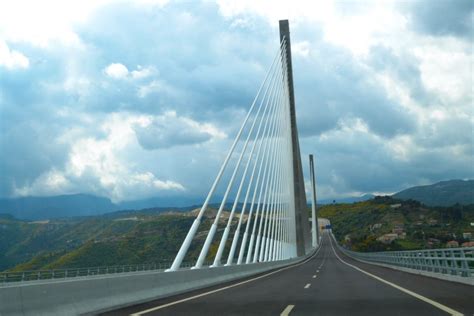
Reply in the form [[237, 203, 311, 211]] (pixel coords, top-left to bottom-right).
[[226, 61, 284, 265], [212, 53, 283, 266], [253, 79, 287, 263], [168, 41, 285, 271], [262, 61, 287, 262], [243, 73, 286, 264]]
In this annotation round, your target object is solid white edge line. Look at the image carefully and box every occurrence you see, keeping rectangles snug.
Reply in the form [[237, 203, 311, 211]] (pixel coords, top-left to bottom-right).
[[280, 304, 295, 316], [130, 235, 326, 315], [304, 283, 311, 289], [328, 234, 464, 316]]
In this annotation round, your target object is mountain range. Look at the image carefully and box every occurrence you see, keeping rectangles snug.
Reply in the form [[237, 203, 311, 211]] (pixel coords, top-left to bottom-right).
[[318, 194, 375, 205], [0, 179, 472, 220], [0, 194, 203, 220], [393, 179, 473, 206]]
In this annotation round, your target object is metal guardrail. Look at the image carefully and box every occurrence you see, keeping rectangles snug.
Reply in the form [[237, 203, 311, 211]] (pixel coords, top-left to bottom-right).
[[338, 241, 474, 278], [0, 260, 213, 284]]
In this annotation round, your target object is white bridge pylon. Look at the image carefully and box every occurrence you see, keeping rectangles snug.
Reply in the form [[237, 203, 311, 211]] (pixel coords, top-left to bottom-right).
[[167, 21, 312, 272]]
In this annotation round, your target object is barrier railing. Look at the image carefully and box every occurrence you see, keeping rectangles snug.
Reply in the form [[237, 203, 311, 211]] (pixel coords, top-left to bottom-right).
[[0, 251, 316, 316], [0, 260, 212, 284], [336, 237, 474, 278]]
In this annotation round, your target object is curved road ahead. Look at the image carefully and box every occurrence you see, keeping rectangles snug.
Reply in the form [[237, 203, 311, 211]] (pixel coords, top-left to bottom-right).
[[103, 232, 473, 315]]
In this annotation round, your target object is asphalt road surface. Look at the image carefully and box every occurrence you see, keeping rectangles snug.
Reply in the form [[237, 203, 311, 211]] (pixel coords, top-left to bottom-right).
[[103, 232, 473, 315]]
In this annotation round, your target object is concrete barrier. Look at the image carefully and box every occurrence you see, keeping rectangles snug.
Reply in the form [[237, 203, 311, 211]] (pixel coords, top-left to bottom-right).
[[0, 250, 317, 316]]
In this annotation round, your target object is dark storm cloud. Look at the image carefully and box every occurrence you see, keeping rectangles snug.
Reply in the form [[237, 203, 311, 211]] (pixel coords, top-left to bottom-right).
[[292, 40, 415, 139], [133, 113, 214, 150], [367, 45, 432, 106], [404, 0, 473, 38], [0, 50, 72, 195]]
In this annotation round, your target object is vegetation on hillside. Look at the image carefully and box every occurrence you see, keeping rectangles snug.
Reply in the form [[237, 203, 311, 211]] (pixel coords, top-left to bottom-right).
[[4, 192, 474, 273], [2, 209, 244, 272], [318, 196, 474, 252]]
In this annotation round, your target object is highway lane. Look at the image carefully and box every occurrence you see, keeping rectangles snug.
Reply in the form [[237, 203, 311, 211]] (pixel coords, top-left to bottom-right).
[[103, 232, 473, 315]]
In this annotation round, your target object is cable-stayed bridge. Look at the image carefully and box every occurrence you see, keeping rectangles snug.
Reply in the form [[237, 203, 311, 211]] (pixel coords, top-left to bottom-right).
[[1, 20, 473, 316], [167, 19, 313, 273]]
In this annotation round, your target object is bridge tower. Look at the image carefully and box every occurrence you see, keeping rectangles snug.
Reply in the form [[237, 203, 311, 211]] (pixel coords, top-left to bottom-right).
[[279, 20, 312, 256]]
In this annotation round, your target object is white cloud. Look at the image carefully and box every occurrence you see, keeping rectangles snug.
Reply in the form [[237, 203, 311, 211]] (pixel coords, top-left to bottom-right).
[[217, 0, 334, 23], [10, 109, 225, 201], [0, 0, 170, 48], [292, 41, 310, 57], [129, 172, 184, 191], [0, 0, 94, 48], [138, 80, 165, 97], [131, 65, 156, 79], [14, 169, 72, 197], [216, 1, 406, 57], [134, 0, 169, 7], [414, 39, 472, 105], [104, 63, 157, 81], [0, 41, 29, 69], [386, 135, 417, 162], [133, 110, 227, 149], [104, 63, 129, 79], [324, 5, 407, 57], [14, 112, 187, 202], [63, 76, 92, 97]]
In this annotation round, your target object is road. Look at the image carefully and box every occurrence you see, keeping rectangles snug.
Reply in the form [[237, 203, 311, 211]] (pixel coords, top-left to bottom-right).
[[103, 232, 474, 315]]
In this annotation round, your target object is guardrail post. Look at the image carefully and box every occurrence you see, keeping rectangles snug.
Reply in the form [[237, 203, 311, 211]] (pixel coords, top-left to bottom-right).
[[450, 249, 456, 275], [460, 249, 469, 277], [421, 251, 426, 271], [440, 250, 448, 274], [434, 250, 440, 273], [423, 251, 429, 271], [404, 252, 409, 267], [413, 252, 418, 270], [426, 250, 432, 272]]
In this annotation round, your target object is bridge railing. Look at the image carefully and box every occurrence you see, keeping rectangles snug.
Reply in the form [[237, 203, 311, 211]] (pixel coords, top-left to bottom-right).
[[0, 260, 212, 284], [337, 239, 474, 278]]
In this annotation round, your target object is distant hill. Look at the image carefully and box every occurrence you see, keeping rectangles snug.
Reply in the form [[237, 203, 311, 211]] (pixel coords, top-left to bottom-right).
[[0, 194, 206, 220], [0, 193, 229, 220], [0, 194, 118, 220], [393, 179, 474, 206], [318, 194, 374, 205], [3, 179, 471, 220], [119, 196, 203, 210]]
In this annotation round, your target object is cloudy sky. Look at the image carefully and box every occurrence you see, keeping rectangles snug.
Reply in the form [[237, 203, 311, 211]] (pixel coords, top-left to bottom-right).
[[0, 0, 472, 203]]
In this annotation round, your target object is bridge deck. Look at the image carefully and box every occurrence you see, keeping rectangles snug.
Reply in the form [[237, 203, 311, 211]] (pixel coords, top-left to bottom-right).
[[103, 232, 473, 315]]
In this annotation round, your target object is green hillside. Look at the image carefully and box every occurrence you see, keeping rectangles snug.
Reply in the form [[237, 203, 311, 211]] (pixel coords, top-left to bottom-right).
[[2, 209, 243, 272], [5, 192, 473, 273], [319, 196, 474, 252]]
